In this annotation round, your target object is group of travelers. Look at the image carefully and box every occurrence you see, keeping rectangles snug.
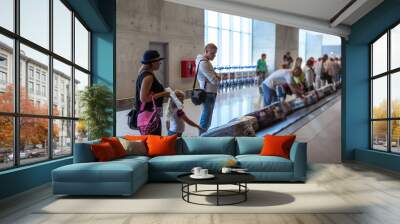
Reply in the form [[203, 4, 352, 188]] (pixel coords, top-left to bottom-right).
[[256, 51, 341, 107], [135, 43, 220, 137], [134, 44, 341, 137]]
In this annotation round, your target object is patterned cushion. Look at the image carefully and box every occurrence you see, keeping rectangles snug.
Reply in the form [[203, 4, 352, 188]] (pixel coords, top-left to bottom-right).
[[118, 138, 147, 156]]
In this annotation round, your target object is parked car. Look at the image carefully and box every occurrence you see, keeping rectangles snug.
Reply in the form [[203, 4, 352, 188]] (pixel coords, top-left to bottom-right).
[[8, 150, 32, 160]]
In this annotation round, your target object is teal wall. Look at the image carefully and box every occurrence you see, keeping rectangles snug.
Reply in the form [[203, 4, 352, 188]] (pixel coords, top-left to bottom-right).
[[0, 158, 72, 199], [0, 0, 116, 200], [343, 0, 400, 170], [91, 0, 116, 136]]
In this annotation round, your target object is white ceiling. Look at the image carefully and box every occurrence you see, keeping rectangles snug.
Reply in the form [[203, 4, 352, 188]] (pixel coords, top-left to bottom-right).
[[164, 0, 384, 38], [225, 0, 352, 23]]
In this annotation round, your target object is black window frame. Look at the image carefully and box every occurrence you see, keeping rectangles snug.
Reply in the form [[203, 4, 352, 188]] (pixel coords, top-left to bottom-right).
[[370, 20, 400, 154], [0, 0, 92, 171]]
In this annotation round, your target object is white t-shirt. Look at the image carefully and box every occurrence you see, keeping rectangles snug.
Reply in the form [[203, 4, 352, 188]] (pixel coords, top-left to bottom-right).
[[168, 108, 185, 133], [196, 54, 220, 93], [263, 69, 294, 89]]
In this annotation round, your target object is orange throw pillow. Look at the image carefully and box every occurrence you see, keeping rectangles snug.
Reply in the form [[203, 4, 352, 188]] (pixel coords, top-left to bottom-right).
[[260, 135, 296, 159], [101, 137, 127, 158], [124, 135, 148, 142], [146, 135, 177, 157], [91, 142, 117, 162]]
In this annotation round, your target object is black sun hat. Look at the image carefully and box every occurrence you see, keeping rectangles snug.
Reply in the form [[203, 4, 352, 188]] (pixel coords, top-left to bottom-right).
[[141, 50, 165, 64]]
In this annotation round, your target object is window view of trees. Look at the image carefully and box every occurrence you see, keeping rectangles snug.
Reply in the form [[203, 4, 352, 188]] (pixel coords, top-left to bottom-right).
[[0, 0, 90, 170], [371, 24, 400, 154]]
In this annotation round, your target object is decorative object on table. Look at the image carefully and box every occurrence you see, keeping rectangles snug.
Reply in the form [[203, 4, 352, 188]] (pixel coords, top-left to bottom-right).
[[189, 173, 215, 179], [220, 159, 240, 173], [225, 159, 238, 168], [191, 167, 202, 176], [79, 84, 113, 140], [221, 167, 248, 174], [221, 167, 232, 173], [190, 167, 214, 179]]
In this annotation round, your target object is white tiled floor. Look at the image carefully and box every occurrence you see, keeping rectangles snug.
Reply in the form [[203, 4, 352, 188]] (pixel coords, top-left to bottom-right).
[[116, 86, 265, 137]]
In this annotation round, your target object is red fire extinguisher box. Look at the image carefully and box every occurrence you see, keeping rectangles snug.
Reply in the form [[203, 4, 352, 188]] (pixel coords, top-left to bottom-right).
[[181, 60, 196, 78]]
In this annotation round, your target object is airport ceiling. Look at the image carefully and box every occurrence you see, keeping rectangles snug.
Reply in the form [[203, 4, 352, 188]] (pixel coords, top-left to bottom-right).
[[164, 0, 384, 38]]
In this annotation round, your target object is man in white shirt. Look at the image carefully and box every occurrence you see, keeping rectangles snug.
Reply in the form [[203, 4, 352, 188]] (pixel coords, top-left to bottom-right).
[[262, 67, 305, 106], [195, 43, 221, 134]]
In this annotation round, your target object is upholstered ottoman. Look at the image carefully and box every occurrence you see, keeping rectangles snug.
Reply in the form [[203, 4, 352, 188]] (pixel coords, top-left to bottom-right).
[[52, 156, 148, 196]]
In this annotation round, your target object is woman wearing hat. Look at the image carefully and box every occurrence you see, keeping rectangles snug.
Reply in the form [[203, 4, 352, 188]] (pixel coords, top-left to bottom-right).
[[135, 50, 170, 135]]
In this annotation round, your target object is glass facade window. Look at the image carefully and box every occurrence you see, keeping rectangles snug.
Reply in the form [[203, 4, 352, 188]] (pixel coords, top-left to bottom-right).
[[372, 34, 387, 76], [204, 10, 252, 67], [372, 76, 387, 119], [19, 117, 49, 165], [53, 119, 72, 158], [20, 0, 49, 49], [0, 72, 7, 85], [370, 23, 400, 154], [53, 0, 72, 60], [74, 69, 89, 118], [0, 35, 14, 112], [0, 1, 91, 170], [0, 0, 14, 32], [20, 44, 49, 115], [391, 24, 400, 70], [75, 18, 89, 70], [0, 116, 13, 170], [53, 59, 72, 117], [299, 29, 341, 66], [372, 121, 388, 151]]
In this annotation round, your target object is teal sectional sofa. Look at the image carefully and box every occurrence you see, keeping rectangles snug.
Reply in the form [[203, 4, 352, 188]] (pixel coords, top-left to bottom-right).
[[52, 137, 307, 196]]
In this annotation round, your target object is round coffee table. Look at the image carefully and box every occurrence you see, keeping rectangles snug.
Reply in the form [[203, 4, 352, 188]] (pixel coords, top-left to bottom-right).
[[177, 173, 255, 206]]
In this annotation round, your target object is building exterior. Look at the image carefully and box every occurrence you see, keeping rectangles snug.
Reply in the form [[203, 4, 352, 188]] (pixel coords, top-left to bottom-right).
[[0, 41, 75, 153]]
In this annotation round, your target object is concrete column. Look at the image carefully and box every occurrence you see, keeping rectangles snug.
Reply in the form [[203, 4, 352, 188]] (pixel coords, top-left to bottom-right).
[[274, 24, 299, 70]]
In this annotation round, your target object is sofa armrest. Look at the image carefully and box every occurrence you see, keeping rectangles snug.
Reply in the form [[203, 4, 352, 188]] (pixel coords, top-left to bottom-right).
[[289, 142, 307, 182], [73, 141, 99, 163]]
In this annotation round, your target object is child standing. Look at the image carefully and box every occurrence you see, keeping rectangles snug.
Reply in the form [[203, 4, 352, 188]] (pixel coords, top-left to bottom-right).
[[166, 90, 204, 137]]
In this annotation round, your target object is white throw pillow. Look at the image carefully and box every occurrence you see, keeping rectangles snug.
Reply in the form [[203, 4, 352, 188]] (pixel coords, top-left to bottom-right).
[[118, 138, 147, 156]]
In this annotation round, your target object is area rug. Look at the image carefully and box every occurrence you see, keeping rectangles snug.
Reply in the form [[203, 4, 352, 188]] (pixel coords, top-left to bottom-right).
[[38, 183, 361, 214]]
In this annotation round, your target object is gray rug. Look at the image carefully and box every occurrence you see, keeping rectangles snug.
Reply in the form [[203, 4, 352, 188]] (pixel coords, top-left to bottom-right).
[[38, 183, 361, 214]]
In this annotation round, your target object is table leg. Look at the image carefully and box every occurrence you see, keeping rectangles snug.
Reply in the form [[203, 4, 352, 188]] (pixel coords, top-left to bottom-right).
[[181, 184, 183, 199], [195, 184, 198, 192], [188, 184, 190, 202], [245, 183, 247, 201], [217, 184, 219, 206]]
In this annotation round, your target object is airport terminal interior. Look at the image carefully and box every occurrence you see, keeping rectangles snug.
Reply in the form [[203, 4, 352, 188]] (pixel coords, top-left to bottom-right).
[[1, 0, 400, 223]]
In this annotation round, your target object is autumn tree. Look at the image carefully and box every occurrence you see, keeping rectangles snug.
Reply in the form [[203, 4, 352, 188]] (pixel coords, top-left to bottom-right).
[[0, 84, 60, 152], [372, 99, 400, 143]]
